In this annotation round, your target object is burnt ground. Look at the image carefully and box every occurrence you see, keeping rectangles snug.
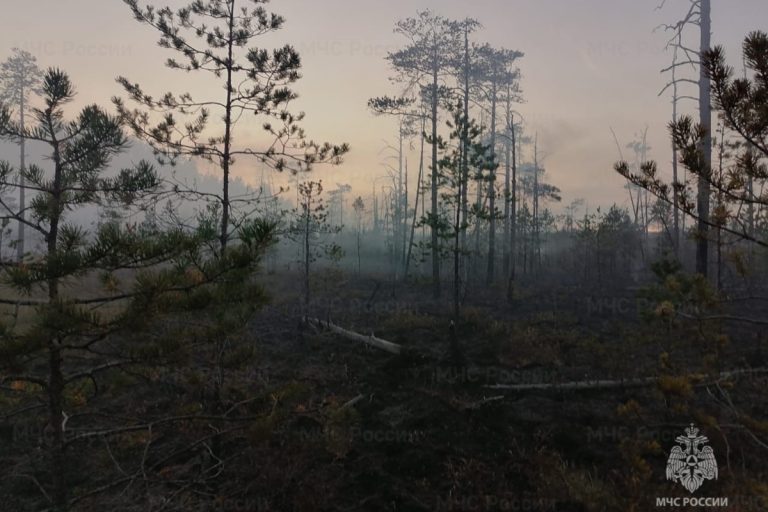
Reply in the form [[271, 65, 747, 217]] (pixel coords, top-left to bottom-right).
[[234, 270, 768, 512]]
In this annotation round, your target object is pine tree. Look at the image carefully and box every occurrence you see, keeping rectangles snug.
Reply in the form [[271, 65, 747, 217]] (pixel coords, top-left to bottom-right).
[[288, 180, 340, 312], [388, 10, 464, 298], [436, 101, 495, 319], [657, 0, 713, 275], [0, 68, 275, 511], [698, 0, 712, 277], [115, 0, 348, 252], [473, 45, 522, 284], [615, 31, 768, 249], [0, 48, 43, 261]]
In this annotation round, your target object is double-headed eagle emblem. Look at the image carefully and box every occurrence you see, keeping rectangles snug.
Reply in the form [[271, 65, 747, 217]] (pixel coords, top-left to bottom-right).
[[666, 424, 718, 493]]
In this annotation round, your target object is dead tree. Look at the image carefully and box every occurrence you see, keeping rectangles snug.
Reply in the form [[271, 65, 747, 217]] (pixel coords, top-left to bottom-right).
[[657, 0, 712, 275], [0, 48, 42, 261]]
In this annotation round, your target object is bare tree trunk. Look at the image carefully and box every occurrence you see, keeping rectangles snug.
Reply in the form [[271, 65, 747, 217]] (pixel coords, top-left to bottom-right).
[[405, 117, 425, 278], [454, 164, 462, 321], [672, 74, 680, 256], [430, 48, 441, 298], [17, 88, 25, 261], [460, 27, 471, 297], [747, 175, 755, 235], [402, 158, 408, 271], [533, 134, 541, 270], [503, 87, 511, 278], [672, 128, 680, 254], [507, 114, 517, 300], [304, 207, 311, 310], [716, 122, 725, 290], [681, 168, 687, 238], [420, 164, 426, 274], [46, 116, 66, 511], [696, 0, 712, 277], [372, 182, 379, 233], [474, 182, 482, 270], [486, 80, 498, 285], [219, 5, 236, 252], [741, 56, 756, 248], [397, 121, 404, 277]]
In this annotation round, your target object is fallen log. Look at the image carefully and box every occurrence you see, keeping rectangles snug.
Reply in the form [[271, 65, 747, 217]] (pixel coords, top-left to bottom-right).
[[485, 376, 657, 391], [304, 317, 402, 355], [341, 394, 365, 410], [462, 395, 505, 411], [485, 367, 768, 392]]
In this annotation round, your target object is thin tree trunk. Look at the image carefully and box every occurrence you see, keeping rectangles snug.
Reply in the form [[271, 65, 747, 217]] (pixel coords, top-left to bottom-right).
[[397, 122, 404, 278], [402, 158, 408, 270], [304, 207, 311, 310], [696, 0, 712, 277], [220, 5, 236, 252], [405, 117, 425, 278], [716, 122, 725, 290], [375, 190, 380, 233], [473, 107, 486, 279], [454, 166, 462, 321], [47, 113, 66, 512], [672, 77, 680, 256], [507, 114, 517, 300], [533, 134, 540, 270], [460, 27, 471, 295], [17, 88, 25, 261], [474, 183, 482, 269], [421, 158, 426, 250], [741, 56, 756, 252], [486, 80, 498, 285], [503, 86, 511, 278], [430, 48, 441, 298]]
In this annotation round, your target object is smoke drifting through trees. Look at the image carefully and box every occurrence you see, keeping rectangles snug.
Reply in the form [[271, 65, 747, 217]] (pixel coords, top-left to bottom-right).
[[1, 2, 767, 511]]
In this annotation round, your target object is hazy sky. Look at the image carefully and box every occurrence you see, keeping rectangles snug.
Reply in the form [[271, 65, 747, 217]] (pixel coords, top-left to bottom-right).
[[2, 0, 767, 213]]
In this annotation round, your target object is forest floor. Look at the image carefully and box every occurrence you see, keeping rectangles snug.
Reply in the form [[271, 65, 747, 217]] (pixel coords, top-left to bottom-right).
[[3, 266, 766, 511], [239, 268, 768, 511]]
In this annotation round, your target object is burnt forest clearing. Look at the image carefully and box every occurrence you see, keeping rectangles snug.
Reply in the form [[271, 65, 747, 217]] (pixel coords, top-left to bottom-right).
[[1, 1, 768, 511]]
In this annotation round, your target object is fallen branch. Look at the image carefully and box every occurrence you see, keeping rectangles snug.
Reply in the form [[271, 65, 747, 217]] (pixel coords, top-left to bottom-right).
[[341, 394, 365, 410], [485, 367, 768, 392], [678, 311, 768, 326], [304, 317, 402, 355], [462, 395, 505, 411]]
